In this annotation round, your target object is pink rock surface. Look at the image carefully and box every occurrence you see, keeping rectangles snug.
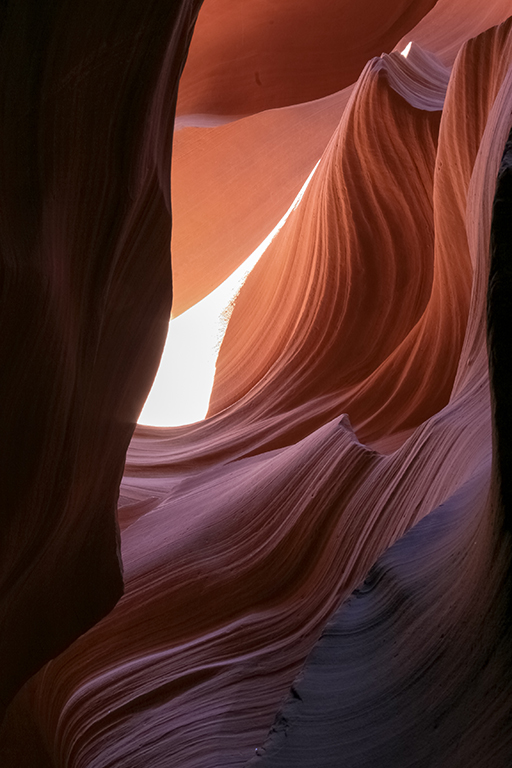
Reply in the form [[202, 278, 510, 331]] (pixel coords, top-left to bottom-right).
[[3, 2, 512, 767]]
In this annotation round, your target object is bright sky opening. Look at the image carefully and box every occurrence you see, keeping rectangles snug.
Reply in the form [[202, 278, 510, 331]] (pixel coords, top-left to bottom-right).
[[138, 160, 319, 427]]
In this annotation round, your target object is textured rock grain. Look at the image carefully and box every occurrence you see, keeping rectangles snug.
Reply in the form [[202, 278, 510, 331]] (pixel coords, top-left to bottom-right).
[[2, 2, 512, 767]]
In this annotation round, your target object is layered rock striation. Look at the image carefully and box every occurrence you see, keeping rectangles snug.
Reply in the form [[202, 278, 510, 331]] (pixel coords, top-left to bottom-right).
[[2, 1, 512, 766]]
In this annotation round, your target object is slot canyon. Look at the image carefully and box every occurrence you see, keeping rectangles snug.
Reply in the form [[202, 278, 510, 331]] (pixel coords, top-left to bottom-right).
[[2, 0, 512, 765]]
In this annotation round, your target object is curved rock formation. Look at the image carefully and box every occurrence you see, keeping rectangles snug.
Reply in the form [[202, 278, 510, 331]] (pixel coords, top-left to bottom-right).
[[250, 77, 512, 767], [0, 0, 203, 715], [175, 0, 439, 116], [2, 2, 512, 768]]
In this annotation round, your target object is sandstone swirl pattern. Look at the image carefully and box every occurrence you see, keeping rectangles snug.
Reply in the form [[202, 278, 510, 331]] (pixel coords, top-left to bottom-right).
[[2, 2, 512, 767]]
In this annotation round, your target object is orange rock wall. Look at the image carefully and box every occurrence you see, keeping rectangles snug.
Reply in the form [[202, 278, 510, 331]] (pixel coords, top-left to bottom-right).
[[2, 1, 512, 767]]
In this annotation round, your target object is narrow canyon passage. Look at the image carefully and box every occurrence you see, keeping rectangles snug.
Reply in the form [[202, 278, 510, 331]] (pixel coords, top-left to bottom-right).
[[2, 2, 512, 766]]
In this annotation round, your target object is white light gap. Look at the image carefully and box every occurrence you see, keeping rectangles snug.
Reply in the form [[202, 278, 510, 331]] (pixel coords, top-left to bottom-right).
[[138, 161, 319, 427]]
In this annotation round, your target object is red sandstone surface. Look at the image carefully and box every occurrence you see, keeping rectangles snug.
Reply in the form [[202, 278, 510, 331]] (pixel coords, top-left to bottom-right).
[[2, 1, 512, 766]]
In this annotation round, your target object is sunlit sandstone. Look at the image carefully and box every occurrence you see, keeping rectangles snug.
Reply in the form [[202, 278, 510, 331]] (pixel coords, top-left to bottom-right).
[[2, 2, 512, 767]]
